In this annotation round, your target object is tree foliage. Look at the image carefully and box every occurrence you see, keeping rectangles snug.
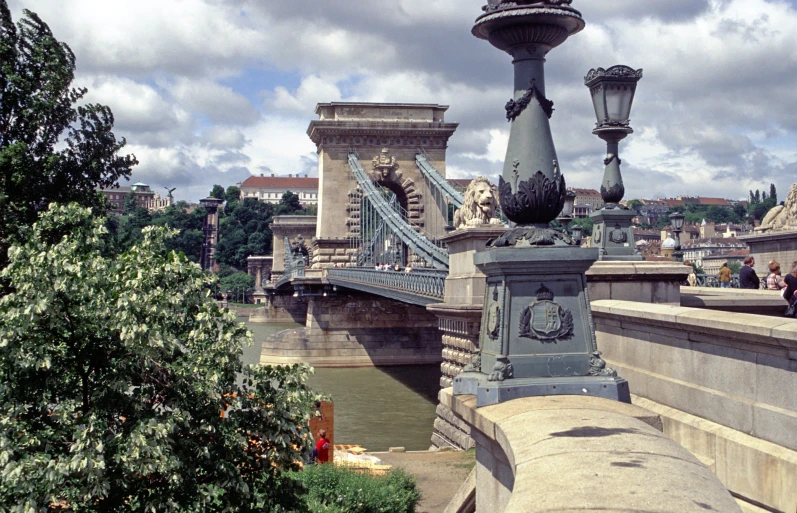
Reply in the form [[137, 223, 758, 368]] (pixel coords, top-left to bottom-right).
[[0, 2, 137, 273], [0, 204, 321, 512]]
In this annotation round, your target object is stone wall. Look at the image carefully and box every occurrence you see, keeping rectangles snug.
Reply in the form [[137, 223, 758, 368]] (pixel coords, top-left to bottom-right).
[[440, 390, 740, 513], [248, 294, 309, 324], [593, 300, 797, 513], [270, 215, 318, 274], [740, 230, 797, 278], [260, 293, 442, 367]]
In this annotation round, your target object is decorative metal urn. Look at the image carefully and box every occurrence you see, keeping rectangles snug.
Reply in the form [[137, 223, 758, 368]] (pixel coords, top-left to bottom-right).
[[455, 0, 630, 406], [585, 65, 644, 261]]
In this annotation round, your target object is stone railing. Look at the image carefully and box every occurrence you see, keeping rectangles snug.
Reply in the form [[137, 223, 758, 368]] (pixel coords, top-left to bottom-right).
[[592, 299, 797, 513], [327, 267, 447, 305], [440, 389, 740, 513]]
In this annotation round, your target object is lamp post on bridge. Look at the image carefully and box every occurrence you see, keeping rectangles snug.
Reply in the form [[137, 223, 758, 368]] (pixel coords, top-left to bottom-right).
[[585, 65, 644, 261], [669, 212, 686, 263], [454, 0, 629, 407]]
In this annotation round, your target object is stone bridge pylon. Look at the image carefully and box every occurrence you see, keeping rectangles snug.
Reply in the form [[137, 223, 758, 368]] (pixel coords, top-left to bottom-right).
[[307, 102, 459, 268]]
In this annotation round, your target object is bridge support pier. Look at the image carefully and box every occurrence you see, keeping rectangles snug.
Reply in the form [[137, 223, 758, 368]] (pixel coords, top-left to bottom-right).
[[427, 226, 507, 450], [260, 293, 442, 367]]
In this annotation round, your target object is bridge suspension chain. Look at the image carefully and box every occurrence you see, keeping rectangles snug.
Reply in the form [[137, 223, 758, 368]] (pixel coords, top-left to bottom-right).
[[415, 149, 464, 210], [348, 150, 449, 270]]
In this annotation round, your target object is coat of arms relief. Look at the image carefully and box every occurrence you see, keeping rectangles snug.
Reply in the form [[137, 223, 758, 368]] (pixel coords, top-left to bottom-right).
[[519, 283, 574, 342], [371, 148, 403, 183]]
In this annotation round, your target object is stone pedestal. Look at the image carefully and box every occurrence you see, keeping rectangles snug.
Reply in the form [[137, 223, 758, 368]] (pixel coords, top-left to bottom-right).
[[270, 215, 317, 274], [739, 230, 797, 277], [590, 208, 642, 261], [311, 238, 356, 269], [426, 226, 506, 449], [454, 246, 630, 407]]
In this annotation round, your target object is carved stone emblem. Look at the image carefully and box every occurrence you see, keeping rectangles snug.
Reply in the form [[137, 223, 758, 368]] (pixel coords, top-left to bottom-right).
[[519, 284, 574, 342], [609, 224, 627, 244], [593, 228, 602, 243], [371, 148, 402, 183], [486, 286, 501, 339]]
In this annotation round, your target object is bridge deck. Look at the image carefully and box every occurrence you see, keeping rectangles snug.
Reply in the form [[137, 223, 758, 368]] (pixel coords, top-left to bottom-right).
[[327, 267, 446, 307]]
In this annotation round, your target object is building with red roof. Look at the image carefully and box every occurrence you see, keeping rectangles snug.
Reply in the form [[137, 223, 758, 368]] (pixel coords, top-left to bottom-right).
[[240, 174, 319, 206]]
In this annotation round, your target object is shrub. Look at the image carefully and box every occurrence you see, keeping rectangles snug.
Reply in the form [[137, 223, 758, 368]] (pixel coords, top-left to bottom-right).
[[295, 464, 421, 513]]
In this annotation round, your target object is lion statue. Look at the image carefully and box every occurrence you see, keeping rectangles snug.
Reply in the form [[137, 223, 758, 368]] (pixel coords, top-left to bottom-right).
[[758, 182, 797, 232], [453, 176, 502, 229]]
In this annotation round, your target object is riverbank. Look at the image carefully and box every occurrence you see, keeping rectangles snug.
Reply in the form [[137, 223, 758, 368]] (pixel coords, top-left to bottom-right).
[[373, 450, 475, 513]]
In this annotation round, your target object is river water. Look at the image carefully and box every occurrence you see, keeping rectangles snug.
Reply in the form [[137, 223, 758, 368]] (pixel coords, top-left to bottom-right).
[[242, 320, 441, 452]]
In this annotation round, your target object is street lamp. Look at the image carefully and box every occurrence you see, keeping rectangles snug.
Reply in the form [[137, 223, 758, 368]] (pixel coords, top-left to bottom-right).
[[669, 212, 685, 262], [571, 224, 583, 246], [584, 65, 643, 260], [557, 190, 577, 229], [454, 0, 629, 407]]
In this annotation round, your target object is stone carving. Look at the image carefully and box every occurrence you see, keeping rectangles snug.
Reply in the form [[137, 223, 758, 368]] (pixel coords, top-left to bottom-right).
[[585, 65, 644, 85], [519, 284, 574, 342], [505, 80, 554, 121], [609, 225, 627, 244], [486, 286, 502, 339], [588, 352, 617, 377], [758, 182, 797, 232], [453, 176, 502, 228], [488, 357, 514, 382], [371, 148, 402, 183]]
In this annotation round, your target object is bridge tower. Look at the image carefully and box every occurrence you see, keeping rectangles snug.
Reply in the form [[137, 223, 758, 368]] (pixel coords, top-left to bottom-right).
[[307, 102, 459, 268]]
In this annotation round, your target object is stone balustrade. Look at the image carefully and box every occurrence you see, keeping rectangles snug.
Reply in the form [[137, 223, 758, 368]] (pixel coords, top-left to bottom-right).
[[440, 389, 740, 513], [593, 299, 797, 513]]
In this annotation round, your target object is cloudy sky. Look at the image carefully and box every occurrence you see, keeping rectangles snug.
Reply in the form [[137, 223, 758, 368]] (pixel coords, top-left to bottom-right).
[[9, 0, 797, 202]]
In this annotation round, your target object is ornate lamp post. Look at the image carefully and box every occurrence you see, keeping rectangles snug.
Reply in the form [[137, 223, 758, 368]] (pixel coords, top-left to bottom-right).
[[584, 65, 643, 260], [571, 224, 583, 246], [557, 190, 577, 229], [454, 0, 629, 407], [669, 212, 685, 262]]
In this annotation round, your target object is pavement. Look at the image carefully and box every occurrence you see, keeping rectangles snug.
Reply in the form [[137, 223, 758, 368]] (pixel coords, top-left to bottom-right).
[[373, 450, 475, 513]]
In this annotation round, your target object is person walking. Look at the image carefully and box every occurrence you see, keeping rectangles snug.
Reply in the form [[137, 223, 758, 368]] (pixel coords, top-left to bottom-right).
[[315, 429, 331, 464], [739, 256, 760, 289], [718, 262, 732, 288], [765, 260, 787, 291], [783, 262, 797, 317]]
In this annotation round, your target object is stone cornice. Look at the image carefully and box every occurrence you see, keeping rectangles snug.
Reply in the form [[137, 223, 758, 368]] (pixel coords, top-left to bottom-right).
[[307, 121, 459, 147], [739, 230, 797, 243]]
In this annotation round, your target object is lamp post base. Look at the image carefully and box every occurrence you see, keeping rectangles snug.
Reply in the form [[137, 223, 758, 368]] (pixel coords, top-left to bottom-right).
[[590, 208, 643, 261], [454, 372, 630, 407]]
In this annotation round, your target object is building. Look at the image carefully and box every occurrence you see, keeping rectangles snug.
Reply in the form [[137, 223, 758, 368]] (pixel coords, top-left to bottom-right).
[[634, 229, 661, 243], [702, 249, 749, 275], [573, 203, 593, 219], [682, 237, 747, 268], [569, 188, 603, 212], [100, 182, 172, 213], [240, 174, 319, 206]]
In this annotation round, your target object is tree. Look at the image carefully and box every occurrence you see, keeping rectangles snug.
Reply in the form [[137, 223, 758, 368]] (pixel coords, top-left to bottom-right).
[[728, 260, 742, 274], [770, 183, 778, 204], [280, 191, 302, 212], [0, 3, 137, 274], [626, 199, 643, 211], [755, 190, 761, 203], [0, 203, 321, 511], [226, 186, 241, 204], [570, 217, 594, 236], [123, 190, 138, 213], [210, 184, 226, 200]]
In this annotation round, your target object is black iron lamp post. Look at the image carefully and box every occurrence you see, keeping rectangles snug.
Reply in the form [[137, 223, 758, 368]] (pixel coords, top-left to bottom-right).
[[454, 0, 629, 407], [669, 212, 685, 262], [585, 65, 643, 261]]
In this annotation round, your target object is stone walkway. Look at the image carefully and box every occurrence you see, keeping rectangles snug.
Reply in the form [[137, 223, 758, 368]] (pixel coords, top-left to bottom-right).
[[373, 450, 475, 513]]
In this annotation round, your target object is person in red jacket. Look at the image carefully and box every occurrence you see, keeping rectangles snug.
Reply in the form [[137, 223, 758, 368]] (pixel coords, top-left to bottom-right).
[[315, 429, 331, 463]]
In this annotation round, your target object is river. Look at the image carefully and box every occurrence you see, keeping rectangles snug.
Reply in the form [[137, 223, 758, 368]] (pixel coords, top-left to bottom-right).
[[242, 320, 441, 452]]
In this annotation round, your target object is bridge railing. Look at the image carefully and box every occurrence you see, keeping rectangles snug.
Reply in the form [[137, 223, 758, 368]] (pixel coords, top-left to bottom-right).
[[694, 273, 740, 288], [327, 267, 447, 302]]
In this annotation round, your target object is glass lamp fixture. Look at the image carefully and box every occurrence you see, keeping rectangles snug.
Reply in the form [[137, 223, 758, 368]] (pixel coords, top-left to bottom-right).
[[669, 212, 685, 231], [571, 224, 583, 245], [584, 65, 643, 207]]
